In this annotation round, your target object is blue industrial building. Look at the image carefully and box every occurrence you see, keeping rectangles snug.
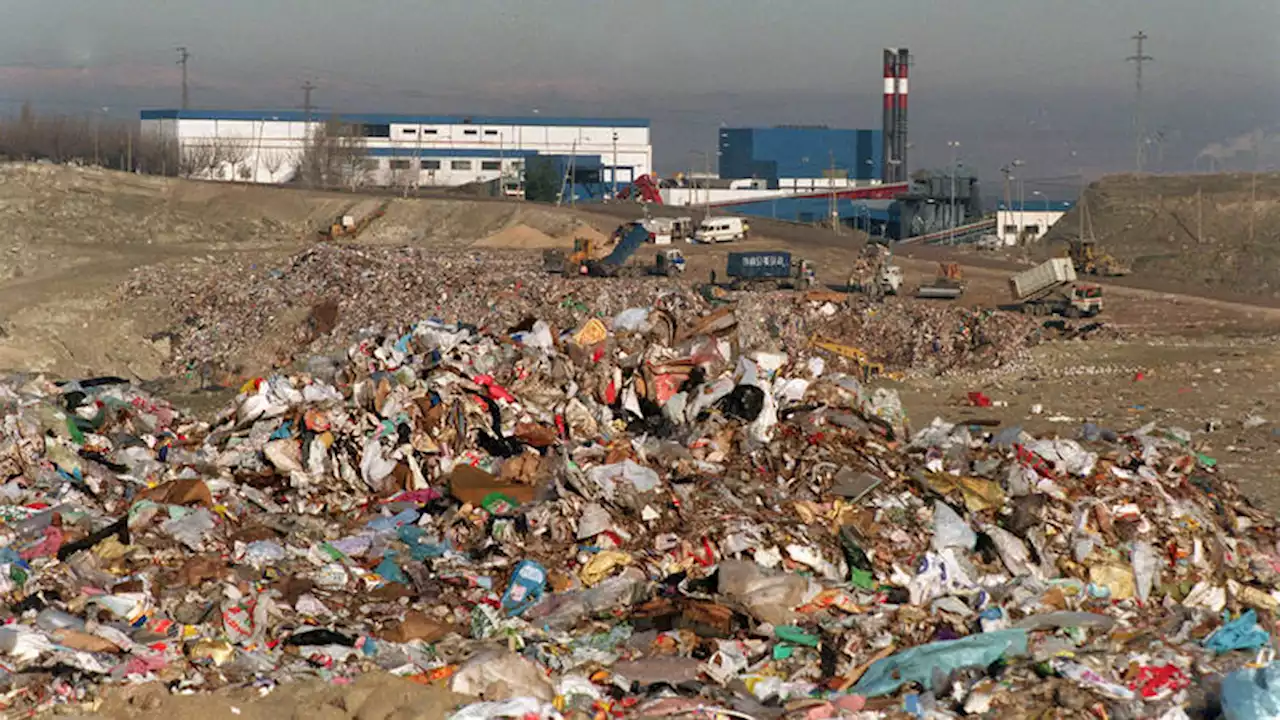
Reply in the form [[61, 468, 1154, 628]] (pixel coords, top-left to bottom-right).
[[718, 127, 884, 185]]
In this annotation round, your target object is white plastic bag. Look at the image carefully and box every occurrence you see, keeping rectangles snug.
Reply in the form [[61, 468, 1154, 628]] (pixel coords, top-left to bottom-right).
[[932, 501, 976, 551]]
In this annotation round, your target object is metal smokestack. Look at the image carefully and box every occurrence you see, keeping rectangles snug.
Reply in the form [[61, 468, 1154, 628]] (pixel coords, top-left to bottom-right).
[[882, 49, 897, 182], [896, 48, 910, 182]]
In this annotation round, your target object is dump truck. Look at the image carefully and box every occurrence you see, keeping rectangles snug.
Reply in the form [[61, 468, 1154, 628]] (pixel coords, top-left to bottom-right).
[[1067, 239, 1130, 277], [713, 251, 814, 291], [916, 262, 965, 300], [1008, 257, 1103, 317], [544, 222, 654, 276]]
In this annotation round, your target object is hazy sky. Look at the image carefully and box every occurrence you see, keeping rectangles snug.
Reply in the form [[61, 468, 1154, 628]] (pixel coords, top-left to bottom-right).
[[3, 0, 1279, 182]]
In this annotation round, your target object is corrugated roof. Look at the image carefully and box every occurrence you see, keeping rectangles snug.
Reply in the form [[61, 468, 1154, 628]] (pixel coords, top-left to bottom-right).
[[139, 109, 649, 128]]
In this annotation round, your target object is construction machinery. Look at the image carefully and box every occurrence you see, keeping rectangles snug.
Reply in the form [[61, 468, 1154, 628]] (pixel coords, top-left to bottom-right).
[[318, 200, 389, 240], [916, 262, 965, 300], [810, 337, 886, 382], [616, 174, 664, 204], [1067, 239, 1130, 277], [713, 251, 814, 291], [653, 249, 686, 276], [847, 241, 902, 299], [543, 222, 662, 278], [1008, 258, 1103, 318]]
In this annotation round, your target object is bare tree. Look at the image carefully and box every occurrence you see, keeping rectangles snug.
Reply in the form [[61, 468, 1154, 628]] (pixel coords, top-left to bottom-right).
[[292, 118, 372, 189], [261, 149, 285, 181], [221, 138, 252, 181], [179, 143, 214, 178]]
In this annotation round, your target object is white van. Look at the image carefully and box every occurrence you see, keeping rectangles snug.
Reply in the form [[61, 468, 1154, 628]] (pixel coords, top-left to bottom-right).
[[692, 216, 749, 244]]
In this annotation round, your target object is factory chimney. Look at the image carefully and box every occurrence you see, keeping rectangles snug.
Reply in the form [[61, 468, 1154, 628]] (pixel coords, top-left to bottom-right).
[[882, 49, 897, 182], [896, 47, 910, 183]]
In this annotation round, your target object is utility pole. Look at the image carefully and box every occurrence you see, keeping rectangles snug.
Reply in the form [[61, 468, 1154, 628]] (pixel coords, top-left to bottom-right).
[[947, 141, 960, 243], [302, 80, 316, 125], [1126, 31, 1153, 173], [828, 151, 841, 235], [176, 47, 191, 110], [611, 131, 619, 201], [300, 80, 316, 187], [1196, 186, 1203, 244]]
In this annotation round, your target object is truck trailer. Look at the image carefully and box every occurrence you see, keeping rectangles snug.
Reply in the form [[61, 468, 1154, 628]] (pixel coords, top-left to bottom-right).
[[714, 251, 814, 290], [1008, 258, 1102, 317]]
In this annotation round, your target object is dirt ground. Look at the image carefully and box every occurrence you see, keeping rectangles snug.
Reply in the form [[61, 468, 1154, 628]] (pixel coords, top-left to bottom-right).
[[1, 163, 1278, 516]]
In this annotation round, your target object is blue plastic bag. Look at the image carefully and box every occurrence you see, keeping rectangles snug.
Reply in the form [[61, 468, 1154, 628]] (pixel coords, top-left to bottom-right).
[[1206, 610, 1271, 654], [501, 560, 547, 617], [1222, 662, 1280, 720], [375, 552, 408, 584], [852, 629, 1028, 697]]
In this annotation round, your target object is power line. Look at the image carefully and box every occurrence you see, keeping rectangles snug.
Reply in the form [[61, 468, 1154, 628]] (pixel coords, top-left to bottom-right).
[[176, 47, 191, 110], [1126, 31, 1153, 173]]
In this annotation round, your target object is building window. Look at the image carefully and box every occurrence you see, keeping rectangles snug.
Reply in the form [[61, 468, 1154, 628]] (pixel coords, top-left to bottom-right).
[[1003, 225, 1018, 235], [389, 159, 412, 170], [463, 129, 478, 136], [401, 128, 417, 135], [423, 129, 438, 135], [484, 130, 498, 136], [1026, 225, 1041, 235], [480, 160, 501, 171], [452, 160, 472, 170], [359, 124, 391, 138], [421, 159, 441, 170]]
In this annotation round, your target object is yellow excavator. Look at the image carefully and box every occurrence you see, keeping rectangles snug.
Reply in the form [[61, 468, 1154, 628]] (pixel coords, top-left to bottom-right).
[[1067, 239, 1130, 277]]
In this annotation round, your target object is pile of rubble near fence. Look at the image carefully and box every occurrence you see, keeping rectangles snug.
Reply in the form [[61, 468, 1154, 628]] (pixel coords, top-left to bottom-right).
[[0, 292, 1276, 719]]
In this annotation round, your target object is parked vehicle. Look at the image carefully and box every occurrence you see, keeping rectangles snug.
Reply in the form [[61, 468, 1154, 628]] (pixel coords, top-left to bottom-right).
[[713, 251, 813, 290], [916, 262, 965, 300], [693, 216, 749, 243], [653, 249, 686, 276], [1008, 258, 1103, 317]]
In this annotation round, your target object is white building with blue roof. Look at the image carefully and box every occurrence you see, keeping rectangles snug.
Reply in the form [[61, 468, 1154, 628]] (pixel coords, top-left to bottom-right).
[[139, 109, 652, 190]]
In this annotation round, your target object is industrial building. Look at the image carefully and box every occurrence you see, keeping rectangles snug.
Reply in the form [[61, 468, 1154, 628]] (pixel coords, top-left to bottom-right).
[[717, 127, 884, 187], [138, 110, 652, 190], [995, 201, 1073, 245]]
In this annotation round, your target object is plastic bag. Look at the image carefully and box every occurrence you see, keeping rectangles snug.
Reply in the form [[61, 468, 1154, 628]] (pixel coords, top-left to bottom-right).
[[718, 559, 810, 625], [1132, 540, 1157, 602], [612, 308, 650, 332], [932, 501, 976, 551], [852, 629, 1028, 697], [501, 560, 547, 617], [1205, 610, 1271, 654], [1222, 662, 1280, 720], [586, 460, 660, 497]]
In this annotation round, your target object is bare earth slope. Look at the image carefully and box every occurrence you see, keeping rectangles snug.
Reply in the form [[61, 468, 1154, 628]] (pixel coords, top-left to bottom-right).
[[0, 164, 614, 377], [1041, 172, 1280, 297]]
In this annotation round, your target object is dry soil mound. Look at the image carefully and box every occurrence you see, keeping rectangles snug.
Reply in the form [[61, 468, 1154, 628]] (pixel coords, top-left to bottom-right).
[[1041, 172, 1280, 298], [471, 222, 564, 249]]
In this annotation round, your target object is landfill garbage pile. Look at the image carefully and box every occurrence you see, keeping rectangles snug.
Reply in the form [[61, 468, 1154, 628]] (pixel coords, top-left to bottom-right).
[[817, 299, 1046, 375], [117, 244, 1051, 381], [3, 300, 1276, 719]]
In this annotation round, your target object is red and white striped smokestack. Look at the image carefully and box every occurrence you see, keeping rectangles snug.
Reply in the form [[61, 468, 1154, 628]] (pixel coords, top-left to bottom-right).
[[882, 49, 897, 182], [896, 48, 910, 181]]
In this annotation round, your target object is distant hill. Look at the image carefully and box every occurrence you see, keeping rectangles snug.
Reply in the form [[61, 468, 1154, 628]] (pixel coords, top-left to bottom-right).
[[1040, 173, 1280, 298]]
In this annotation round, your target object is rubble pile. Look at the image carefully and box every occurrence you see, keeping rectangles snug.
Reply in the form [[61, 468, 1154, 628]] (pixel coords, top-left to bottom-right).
[[118, 244, 1050, 378], [0, 302, 1277, 719], [817, 300, 1045, 374]]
